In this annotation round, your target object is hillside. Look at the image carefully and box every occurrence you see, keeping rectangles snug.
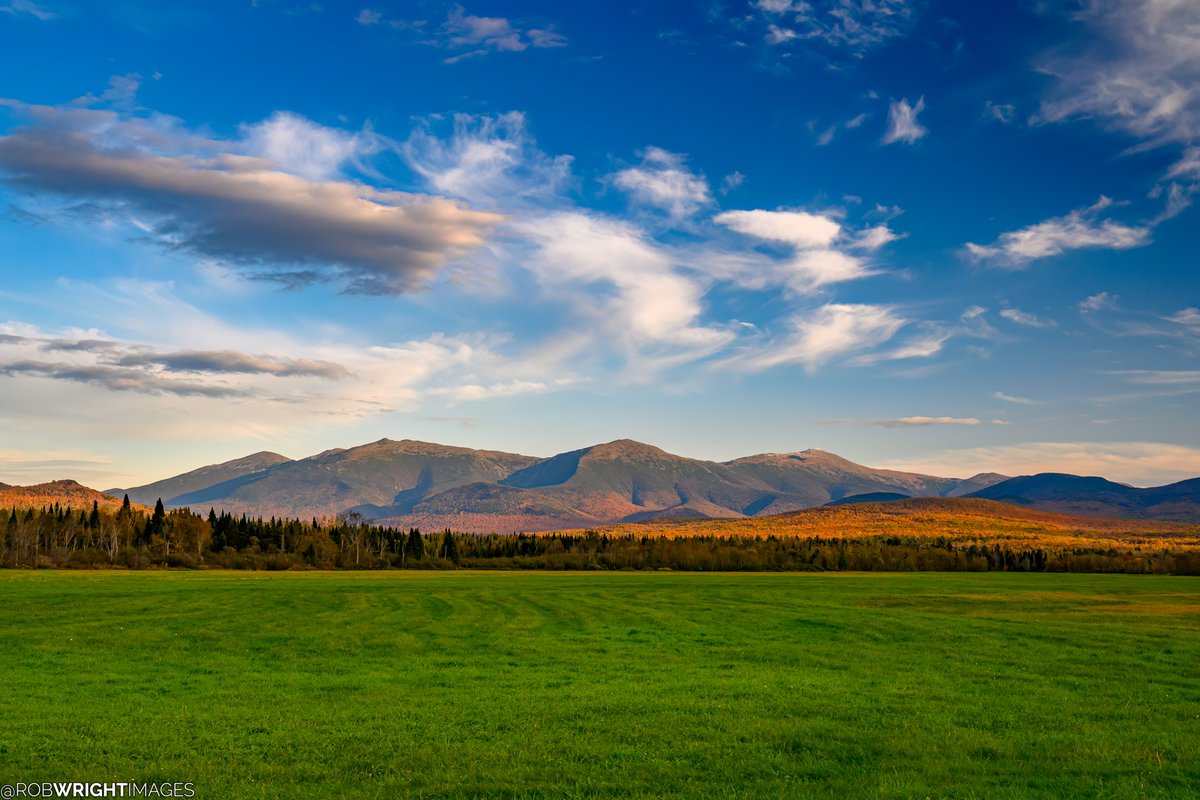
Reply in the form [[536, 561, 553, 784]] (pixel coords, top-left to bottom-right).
[[824, 492, 913, 506], [95, 436, 1199, 532], [167, 439, 539, 520], [500, 439, 767, 520], [968, 474, 1200, 522], [0, 480, 149, 513], [113, 451, 292, 507], [723, 449, 1001, 512], [583, 496, 1200, 550]]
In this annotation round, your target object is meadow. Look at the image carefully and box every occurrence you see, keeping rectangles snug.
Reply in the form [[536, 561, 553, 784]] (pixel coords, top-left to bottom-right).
[[0, 570, 1197, 799]]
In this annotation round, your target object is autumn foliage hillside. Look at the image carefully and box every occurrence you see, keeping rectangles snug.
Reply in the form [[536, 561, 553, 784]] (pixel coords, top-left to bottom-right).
[[0, 480, 152, 514], [576, 497, 1200, 551]]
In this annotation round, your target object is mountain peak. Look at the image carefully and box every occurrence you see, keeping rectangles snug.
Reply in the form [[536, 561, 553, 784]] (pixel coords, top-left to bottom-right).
[[584, 439, 677, 460]]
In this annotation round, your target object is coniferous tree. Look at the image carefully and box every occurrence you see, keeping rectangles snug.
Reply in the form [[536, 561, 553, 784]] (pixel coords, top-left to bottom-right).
[[442, 529, 459, 564], [89, 501, 100, 530], [407, 528, 424, 560]]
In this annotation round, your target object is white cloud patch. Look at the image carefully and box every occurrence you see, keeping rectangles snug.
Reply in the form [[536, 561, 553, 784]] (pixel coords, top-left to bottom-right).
[[241, 111, 382, 180], [965, 197, 1150, 268], [882, 96, 927, 145], [437, 5, 566, 63], [515, 212, 733, 366], [983, 101, 1015, 124], [849, 325, 950, 365], [1113, 370, 1200, 385], [753, 0, 919, 55], [713, 208, 898, 293], [715, 209, 840, 247], [1080, 291, 1118, 314], [824, 416, 992, 428], [0, 0, 53, 20], [729, 303, 905, 371], [610, 147, 712, 221], [999, 308, 1056, 328], [402, 111, 573, 209], [994, 391, 1038, 406], [1035, 0, 1200, 152]]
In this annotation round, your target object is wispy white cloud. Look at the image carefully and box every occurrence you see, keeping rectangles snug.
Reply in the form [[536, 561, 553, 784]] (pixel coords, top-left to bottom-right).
[[727, 303, 905, 371], [849, 325, 950, 366], [1034, 0, 1200, 152], [438, 5, 566, 63], [823, 416, 996, 428], [515, 212, 733, 367], [882, 96, 926, 145], [1112, 370, 1200, 385], [609, 147, 712, 221], [719, 171, 745, 195], [753, 0, 919, 56], [0, 0, 54, 20], [983, 100, 1015, 124], [999, 308, 1056, 328], [713, 208, 898, 293], [401, 111, 573, 209], [994, 391, 1038, 406], [240, 111, 383, 180], [965, 197, 1150, 268], [1080, 291, 1118, 314]]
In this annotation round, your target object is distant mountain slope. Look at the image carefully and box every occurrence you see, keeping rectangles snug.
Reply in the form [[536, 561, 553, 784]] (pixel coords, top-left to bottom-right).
[[824, 492, 912, 506], [501, 439, 766, 520], [588, 497, 1200, 551], [170, 439, 539, 520], [968, 474, 1200, 522], [0, 480, 148, 513], [114, 451, 292, 507], [722, 450, 1005, 512], [111, 435, 1200, 531]]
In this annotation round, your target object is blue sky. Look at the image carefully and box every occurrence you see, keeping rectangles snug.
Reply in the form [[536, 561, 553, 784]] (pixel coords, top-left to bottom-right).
[[0, 0, 1197, 487]]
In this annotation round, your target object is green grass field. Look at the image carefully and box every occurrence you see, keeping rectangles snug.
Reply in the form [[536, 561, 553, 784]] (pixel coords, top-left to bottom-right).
[[0, 571, 1197, 799]]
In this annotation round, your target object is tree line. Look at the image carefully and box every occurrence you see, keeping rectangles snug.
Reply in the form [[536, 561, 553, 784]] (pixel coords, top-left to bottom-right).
[[3, 497, 1199, 574]]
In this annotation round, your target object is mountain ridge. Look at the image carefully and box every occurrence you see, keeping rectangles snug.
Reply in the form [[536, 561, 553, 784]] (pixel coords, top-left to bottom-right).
[[75, 438, 1200, 530]]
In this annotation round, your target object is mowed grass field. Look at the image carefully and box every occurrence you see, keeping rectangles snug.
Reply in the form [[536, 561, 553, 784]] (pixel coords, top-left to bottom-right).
[[0, 572, 1197, 799]]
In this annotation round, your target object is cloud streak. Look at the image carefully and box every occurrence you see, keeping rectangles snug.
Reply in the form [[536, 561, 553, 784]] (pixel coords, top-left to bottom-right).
[[823, 416, 997, 428], [965, 197, 1150, 267]]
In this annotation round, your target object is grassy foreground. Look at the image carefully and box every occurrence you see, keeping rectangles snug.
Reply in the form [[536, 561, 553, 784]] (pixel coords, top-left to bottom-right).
[[0, 572, 1197, 799]]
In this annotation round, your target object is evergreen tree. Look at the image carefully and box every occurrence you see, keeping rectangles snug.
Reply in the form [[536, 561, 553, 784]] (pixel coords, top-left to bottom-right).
[[441, 529, 459, 564], [407, 528, 424, 560], [150, 498, 166, 536], [89, 501, 100, 530]]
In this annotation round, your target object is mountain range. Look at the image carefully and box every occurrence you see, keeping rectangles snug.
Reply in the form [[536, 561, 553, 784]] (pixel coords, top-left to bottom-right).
[[95, 437, 1200, 529]]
